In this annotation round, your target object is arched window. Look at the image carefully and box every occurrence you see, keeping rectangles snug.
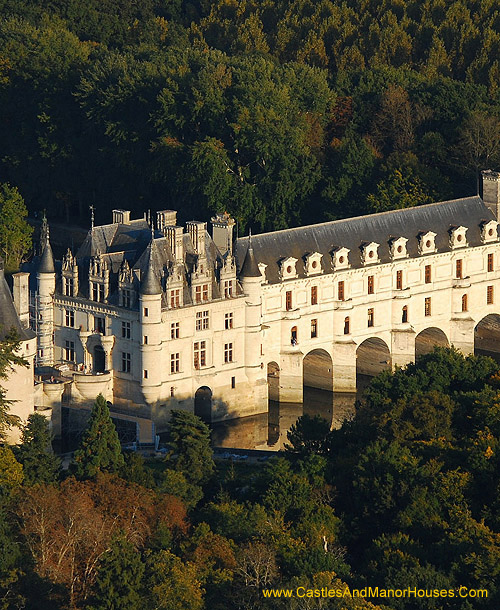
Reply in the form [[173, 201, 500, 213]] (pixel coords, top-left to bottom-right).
[[291, 326, 298, 345], [344, 317, 350, 335], [402, 305, 408, 323], [462, 294, 468, 312]]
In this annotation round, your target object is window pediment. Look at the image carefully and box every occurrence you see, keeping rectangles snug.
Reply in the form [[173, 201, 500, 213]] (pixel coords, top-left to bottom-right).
[[331, 247, 350, 270], [360, 242, 380, 265], [449, 226, 468, 249], [304, 252, 323, 276], [481, 220, 498, 244], [418, 231, 437, 255], [389, 237, 408, 260], [280, 257, 298, 280]]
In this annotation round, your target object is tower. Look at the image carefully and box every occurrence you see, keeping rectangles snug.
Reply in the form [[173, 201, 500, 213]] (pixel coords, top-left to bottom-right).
[[36, 225, 56, 366], [239, 235, 263, 384], [139, 240, 162, 405]]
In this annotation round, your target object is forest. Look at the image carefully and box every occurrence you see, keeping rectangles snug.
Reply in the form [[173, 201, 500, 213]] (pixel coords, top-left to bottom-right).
[[1, 0, 500, 233], [0, 345, 500, 609]]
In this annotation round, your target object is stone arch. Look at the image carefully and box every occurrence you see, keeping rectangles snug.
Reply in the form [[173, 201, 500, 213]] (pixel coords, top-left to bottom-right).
[[194, 386, 212, 422], [267, 361, 280, 403], [415, 327, 449, 359], [356, 338, 391, 390], [475, 314, 500, 363], [303, 349, 333, 392]]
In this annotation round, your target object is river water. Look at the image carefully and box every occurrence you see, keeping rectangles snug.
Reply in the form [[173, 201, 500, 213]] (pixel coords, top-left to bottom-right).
[[211, 387, 357, 451]]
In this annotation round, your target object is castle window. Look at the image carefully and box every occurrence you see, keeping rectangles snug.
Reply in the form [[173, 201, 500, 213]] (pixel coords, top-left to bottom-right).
[[64, 277, 74, 297], [224, 280, 233, 298], [425, 297, 431, 317], [487, 285, 494, 305], [231, 376, 236, 389], [488, 253, 494, 272], [311, 319, 318, 338], [171, 353, 180, 374], [368, 275, 374, 294], [402, 306, 408, 323], [344, 317, 350, 334], [143, 336, 148, 345], [94, 316, 105, 335], [65, 309, 74, 328], [367, 308, 374, 327], [64, 340, 75, 362], [203, 284, 209, 301], [338, 281, 345, 301], [311, 286, 318, 305], [461, 294, 468, 312], [396, 270, 403, 290], [122, 289, 131, 308], [170, 386, 175, 397], [196, 310, 210, 331], [121, 321, 131, 339], [193, 341, 206, 369], [121, 352, 131, 373], [144, 370, 148, 379], [92, 282, 104, 303], [224, 313, 233, 330], [224, 343, 233, 363], [170, 289, 180, 308], [171, 322, 180, 339], [291, 326, 298, 345], [286, 291, 292, 311], [456, 259, 463, 279], [425, 265, 432, 284], [143, 308, 149, 318], [195, 285, 209, 303]]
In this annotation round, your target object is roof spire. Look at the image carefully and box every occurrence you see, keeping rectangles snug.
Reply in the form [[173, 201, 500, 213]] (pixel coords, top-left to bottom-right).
[[140, 240, 161, 295], [38, 218, 55, 274], [240, 231, 261, 278]]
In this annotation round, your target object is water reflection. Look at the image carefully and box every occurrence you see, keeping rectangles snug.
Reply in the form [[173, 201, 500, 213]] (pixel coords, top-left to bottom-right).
[[211, 387, 356, 451]]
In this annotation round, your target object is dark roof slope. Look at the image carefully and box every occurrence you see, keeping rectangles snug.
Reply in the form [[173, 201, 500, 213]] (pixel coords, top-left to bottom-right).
[[38, 242, 55, 273], [0, 261, 35, 341], [236, 197, 493, 283]]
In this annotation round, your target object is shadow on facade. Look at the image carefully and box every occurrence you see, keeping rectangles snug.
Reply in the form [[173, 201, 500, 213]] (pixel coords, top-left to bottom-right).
[[474, 314, 500, 363]]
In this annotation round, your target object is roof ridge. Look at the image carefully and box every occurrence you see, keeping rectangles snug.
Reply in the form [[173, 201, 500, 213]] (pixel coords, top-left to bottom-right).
[[239, 196, 482, 241]]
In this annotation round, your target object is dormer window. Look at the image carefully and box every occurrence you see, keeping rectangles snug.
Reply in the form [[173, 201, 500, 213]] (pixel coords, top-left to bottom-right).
[[449, 226, 468, 249], [418, 231, 437, 255], [332, 247, 350, 270], [389, 237, 408, 260], [304, 252, 322, 276], [360, 242, 380, 265], [280, 257, 298, 280], [481, 220, 498, 244]]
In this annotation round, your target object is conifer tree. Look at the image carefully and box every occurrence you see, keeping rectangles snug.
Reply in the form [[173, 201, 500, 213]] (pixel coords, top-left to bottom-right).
[[16, 412, 60, 486], [87, 536, 144, 610], [73, 394, 124, 479]]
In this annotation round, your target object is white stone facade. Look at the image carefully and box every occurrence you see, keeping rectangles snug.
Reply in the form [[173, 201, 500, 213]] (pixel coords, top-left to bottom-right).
[[26, 171, 500, 437]]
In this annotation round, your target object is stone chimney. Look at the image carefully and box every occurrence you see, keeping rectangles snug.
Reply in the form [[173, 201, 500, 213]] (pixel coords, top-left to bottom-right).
[[481, 170, 500, 219], [211, 212, 235, 256], [165, 226, 184, 263], [186, 221, 207, 256], [12, 273, 30, 328], [112, 209, 131, 224], [157, 210, 177, 231]]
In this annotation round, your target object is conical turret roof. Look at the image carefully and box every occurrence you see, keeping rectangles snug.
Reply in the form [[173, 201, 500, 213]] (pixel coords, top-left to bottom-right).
[[240, 234, 260, 278], [140, 241, 161, 295]]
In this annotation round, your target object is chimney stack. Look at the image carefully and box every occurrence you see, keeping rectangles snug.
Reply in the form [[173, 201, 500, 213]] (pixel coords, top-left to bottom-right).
[[12, 273, 30, 328], [481, 170, 500, 220]]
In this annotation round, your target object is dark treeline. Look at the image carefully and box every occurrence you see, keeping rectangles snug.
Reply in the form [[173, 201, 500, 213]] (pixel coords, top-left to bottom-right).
[[1, 348, 500, 609], [1, 0, 500, 232]]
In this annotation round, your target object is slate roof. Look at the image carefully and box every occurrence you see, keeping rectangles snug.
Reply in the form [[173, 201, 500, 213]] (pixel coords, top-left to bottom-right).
[[235, 196, 494, 283], [0, 261, 35, 341], [38, 242, 55, 273]]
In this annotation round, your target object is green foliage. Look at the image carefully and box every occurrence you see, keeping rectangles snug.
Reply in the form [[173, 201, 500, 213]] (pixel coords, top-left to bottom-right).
[[0, 183, 33, 271], [87, 536, 144, 610], [16, 413, 60, 486], [72, 394, 124, 479], [285, 414, 331, 455], [0, 446, 23, 494], [166, 410, 214, 487]]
